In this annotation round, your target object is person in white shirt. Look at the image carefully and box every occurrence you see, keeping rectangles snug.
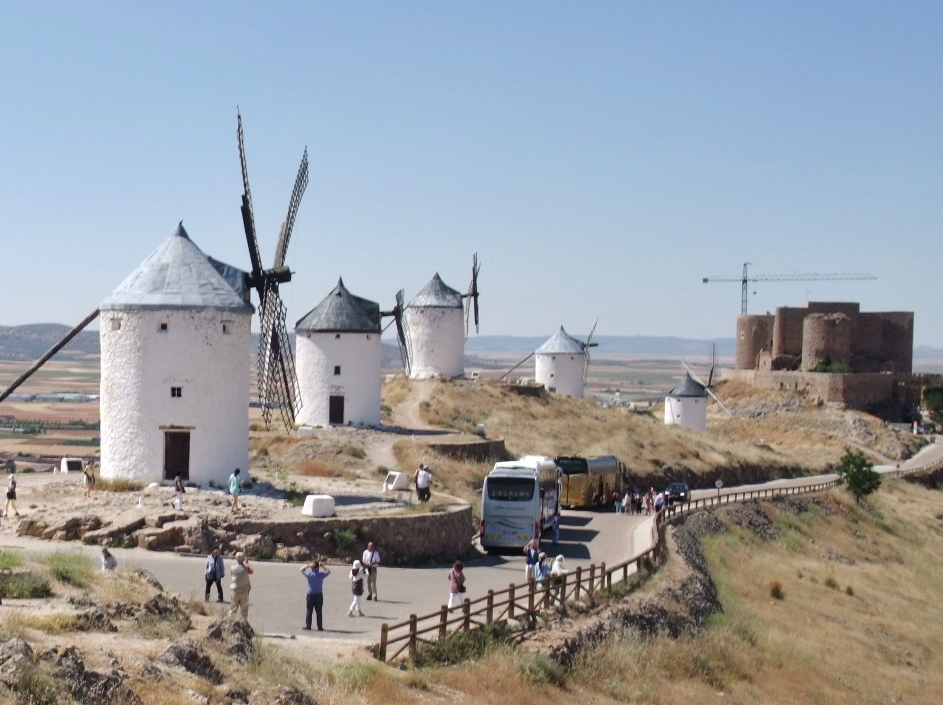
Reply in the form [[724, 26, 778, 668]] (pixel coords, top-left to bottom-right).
[[415, 464, 433, 502], [101, 547, 117, 571], [361, 542, 381, 601]]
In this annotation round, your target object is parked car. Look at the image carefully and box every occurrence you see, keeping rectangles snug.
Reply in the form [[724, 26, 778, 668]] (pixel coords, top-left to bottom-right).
[[666, 482, 690, 505]]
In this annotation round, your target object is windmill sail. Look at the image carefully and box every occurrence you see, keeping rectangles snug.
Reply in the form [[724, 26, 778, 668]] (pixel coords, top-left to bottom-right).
[[237, 111, 308, 430]]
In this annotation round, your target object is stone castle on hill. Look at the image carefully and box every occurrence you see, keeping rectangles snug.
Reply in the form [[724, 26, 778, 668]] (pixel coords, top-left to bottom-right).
[[721, 301, 929, 411]]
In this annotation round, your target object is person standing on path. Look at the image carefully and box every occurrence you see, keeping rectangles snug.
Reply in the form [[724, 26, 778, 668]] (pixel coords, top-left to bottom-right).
[[447, 560, 466, 609], [5, 474, 19, 517], [523, 538, 540, 581], [84, 462, 95, 498], [300, 560, 331, 631], [204, 547, 225, 602], [229, 469, 243, 512], [174, 475, 186, 511], [361, 542, 381, 601], [229, 552, 253, 620], [348, 560, 366, 617], [415, 464, 432, 502]]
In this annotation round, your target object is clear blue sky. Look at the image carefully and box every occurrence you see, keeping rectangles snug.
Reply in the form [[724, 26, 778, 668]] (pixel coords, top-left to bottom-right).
[[2, 3, 941, 347]]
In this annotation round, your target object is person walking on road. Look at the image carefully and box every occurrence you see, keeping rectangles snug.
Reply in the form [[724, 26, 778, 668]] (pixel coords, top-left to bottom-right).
[[348, 560, 366, 617], [204, 547, 225, 602], [229, 552, 253, 620], [448, 560, 466, 609], [229, 469, 243, 512], [300, 559, 331, 631], [361, 542, 381, 601], [5, 474, 19, 517]]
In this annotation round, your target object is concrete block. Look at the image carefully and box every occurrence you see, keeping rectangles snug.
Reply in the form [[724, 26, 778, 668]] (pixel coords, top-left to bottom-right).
[[302, 495, 335, 518]]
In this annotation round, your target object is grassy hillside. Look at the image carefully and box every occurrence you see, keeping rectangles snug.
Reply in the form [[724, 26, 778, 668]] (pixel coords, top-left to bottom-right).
[[383, 377, 925, 509]]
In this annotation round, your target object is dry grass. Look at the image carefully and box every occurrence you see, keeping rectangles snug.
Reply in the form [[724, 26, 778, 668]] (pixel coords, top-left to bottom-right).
[[296, 459, 334, 477], [562, 480, 943, 705]]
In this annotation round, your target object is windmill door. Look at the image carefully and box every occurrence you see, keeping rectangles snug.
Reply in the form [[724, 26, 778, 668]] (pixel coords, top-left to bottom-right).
[[329, 396, 345, 425], [163, 431, 191, 481]]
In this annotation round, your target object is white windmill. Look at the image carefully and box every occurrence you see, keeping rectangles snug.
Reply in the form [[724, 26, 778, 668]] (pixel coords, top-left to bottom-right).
[[295, 278, 382, 427], [665, 347, 731, 430], [403, 256, 481, 379], [534, 323, 597, 398]]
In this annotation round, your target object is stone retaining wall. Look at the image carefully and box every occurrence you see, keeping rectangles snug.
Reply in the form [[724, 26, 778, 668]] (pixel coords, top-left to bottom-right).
[[18, 502, 477, 567]]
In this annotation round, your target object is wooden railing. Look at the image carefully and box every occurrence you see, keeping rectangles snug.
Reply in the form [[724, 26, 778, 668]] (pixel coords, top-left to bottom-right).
[[373, 462, 935, 662]]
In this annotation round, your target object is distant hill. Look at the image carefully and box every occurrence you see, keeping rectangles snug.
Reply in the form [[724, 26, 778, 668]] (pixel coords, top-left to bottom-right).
[[0, 324, 100, 361], [464, 335, 737, 357], [2, 323, 941, 364]]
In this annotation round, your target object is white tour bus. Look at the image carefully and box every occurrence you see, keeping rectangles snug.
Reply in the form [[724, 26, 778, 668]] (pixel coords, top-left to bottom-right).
[[479, 455, 561, 551]]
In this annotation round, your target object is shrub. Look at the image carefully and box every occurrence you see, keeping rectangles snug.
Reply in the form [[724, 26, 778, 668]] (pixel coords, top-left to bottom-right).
[[332, 527, 358, 551], [845, 585, 854, 596], [518, 653, 565, 686], [769, 580, 784, 600], [412, 621, 513, 667], [22, 613, 86, 634], [42, 551, 95, 587], [824, 576, 839, 590], [341, 444, 366, 459], [0, 550, 24, 571], [96, 478, 144, 493], [0, 571, 52, 599], [297, 460, 332, 477], [14, 664, 59, 705]]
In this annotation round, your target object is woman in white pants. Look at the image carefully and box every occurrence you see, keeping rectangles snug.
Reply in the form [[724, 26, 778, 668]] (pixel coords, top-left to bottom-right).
[[348, 560, 366, 616], [447, 560, 466, 609]]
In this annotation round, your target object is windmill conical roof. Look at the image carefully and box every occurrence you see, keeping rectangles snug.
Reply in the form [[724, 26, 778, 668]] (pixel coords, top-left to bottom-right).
[[668, 373, 707, 398], [100, 223, 253, 312], [296, 278, 380, 333], [536, 326, 586, 354], [408, 273, 463, 308]]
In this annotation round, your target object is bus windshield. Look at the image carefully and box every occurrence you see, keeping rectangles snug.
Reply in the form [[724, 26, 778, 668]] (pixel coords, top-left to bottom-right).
[[555, 456, 588, 475], [486, 477, 536, 501]]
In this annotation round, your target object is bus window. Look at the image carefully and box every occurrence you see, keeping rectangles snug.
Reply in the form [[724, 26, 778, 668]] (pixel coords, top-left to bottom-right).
[[486, 477, 536, 501]]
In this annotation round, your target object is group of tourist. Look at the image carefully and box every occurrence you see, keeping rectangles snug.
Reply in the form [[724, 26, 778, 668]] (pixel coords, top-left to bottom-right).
[[522, 538, 569, 586], [615, 487, 655, 515]]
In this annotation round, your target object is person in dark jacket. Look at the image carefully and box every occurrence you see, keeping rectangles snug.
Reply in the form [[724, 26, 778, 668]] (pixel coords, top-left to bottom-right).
[[204, 547, 225, 602]]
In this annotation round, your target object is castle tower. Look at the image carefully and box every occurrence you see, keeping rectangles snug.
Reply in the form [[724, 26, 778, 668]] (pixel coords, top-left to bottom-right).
[[98, 223, 253, 486], [535, 327, 587, 398], [404, 273, 465, 379], [295, 278, 381, 427]]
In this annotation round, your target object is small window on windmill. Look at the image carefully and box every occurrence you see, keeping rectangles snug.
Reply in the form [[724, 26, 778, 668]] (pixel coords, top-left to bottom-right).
[[334, 365, 341, 376], [159, 322, 169, 332], [335, 333, 341, 339], [171, 386, 182, 398], [222, 320, 232, 334], [110, 319, 121, 331]]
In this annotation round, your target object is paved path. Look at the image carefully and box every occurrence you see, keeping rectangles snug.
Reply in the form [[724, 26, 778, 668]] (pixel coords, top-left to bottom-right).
[[3, 436, 936, 648], [0, 507, 649, 648]]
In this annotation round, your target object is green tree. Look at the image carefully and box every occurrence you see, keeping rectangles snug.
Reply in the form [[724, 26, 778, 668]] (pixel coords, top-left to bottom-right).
[[835, 448, 881, 504], [923, 387, 943, 424]]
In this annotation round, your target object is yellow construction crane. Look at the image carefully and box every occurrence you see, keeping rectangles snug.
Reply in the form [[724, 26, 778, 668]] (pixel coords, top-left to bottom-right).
[[703, 262, 877, 315]]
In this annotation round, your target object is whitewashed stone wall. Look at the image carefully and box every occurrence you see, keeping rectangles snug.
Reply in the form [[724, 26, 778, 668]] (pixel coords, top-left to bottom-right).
[[99, 308, 251, 486], [664, 395, 707, 431], [405, 306, 465, 379], [295, 331, 381, 426], [535, 353, 586, 398]]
